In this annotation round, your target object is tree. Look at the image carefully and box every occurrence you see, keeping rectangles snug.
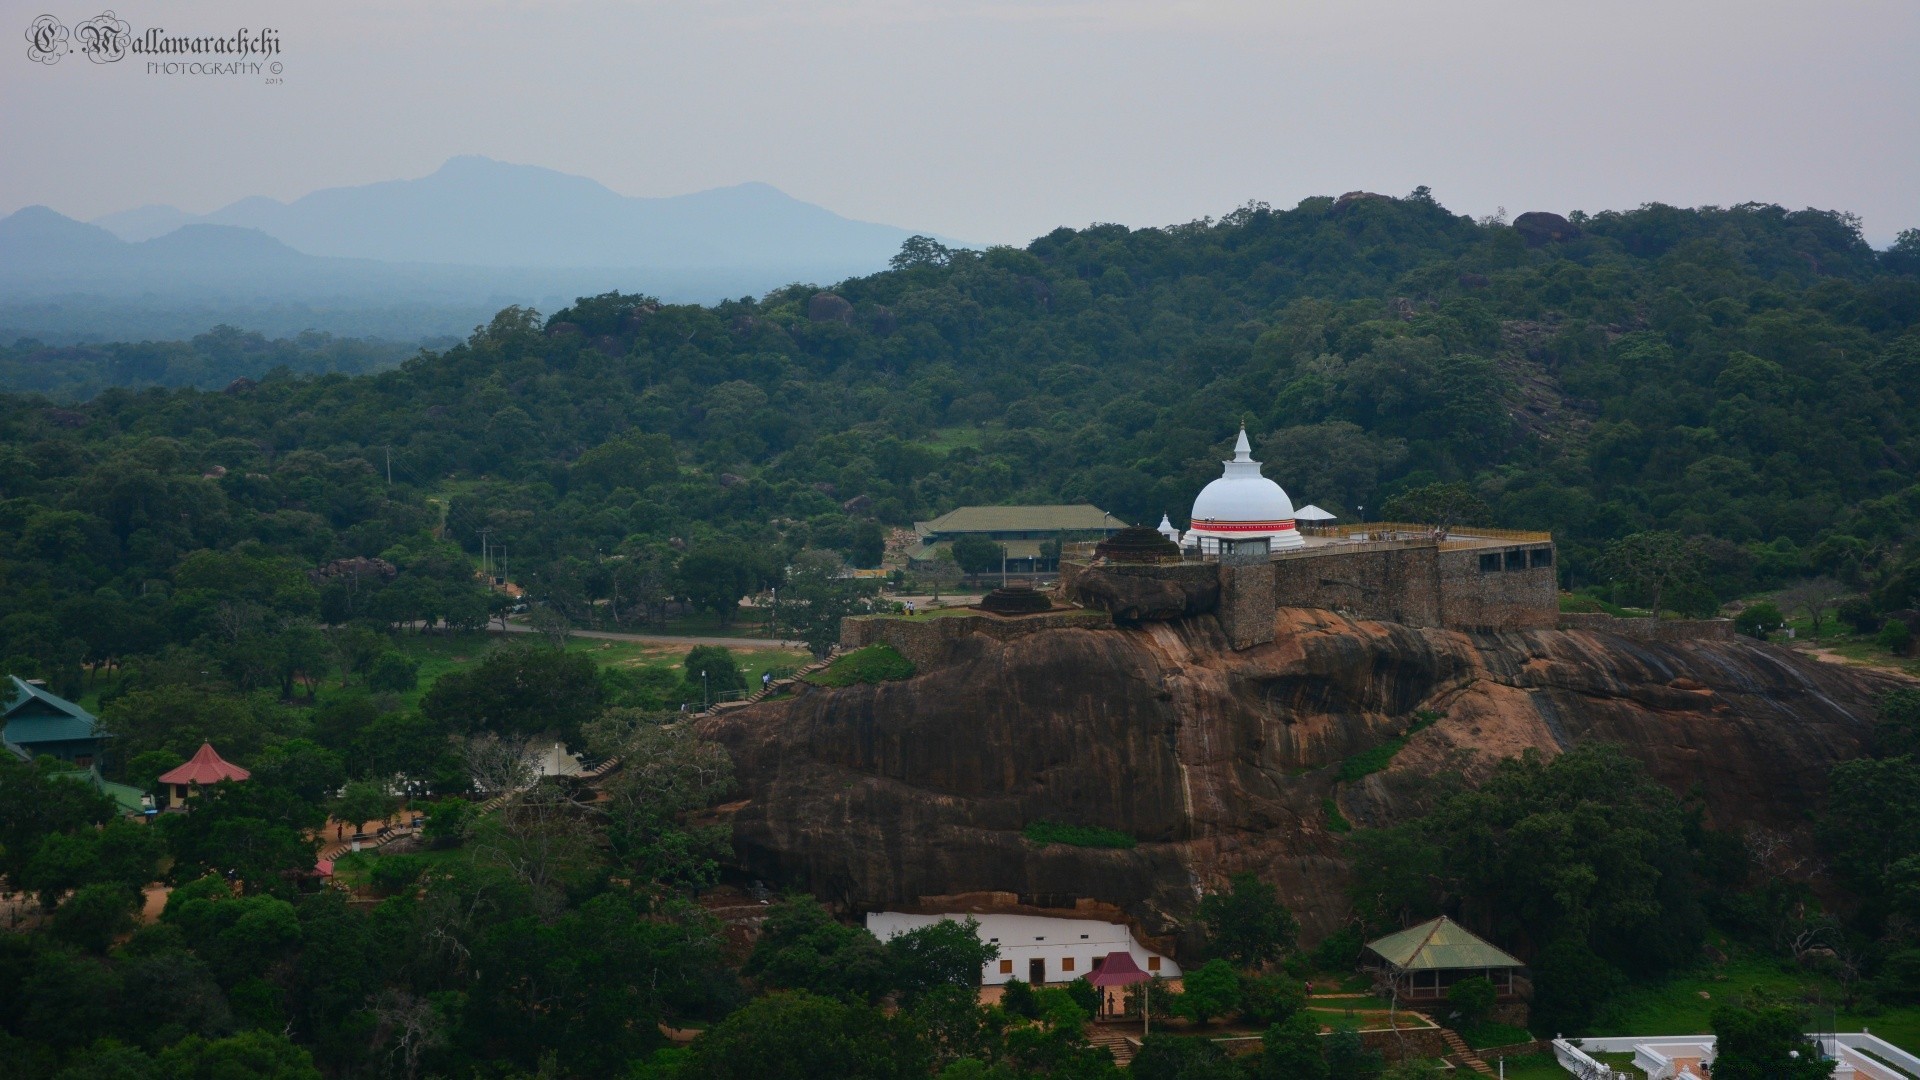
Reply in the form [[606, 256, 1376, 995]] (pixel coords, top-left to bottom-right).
[[1378, 481, 1489, 535], [51, 883, 142, 953], [744, 896, 896, 1003], [1196, 872, 1299, 967], [1171, 959, 1240, 1026], [330, 779, 398, 830], [1709, 994, 1836, 1080], [1735, 600, 1784, 639], [682, 644, 747, 704], [584, 712, 736, 895], [156, 781, 322, 897], [0, 754, 116, 885], [419, 645, 605, 741], [850, 520, 887, 569], [1600, 531, 1705, 618], [949, 536, 1006, 576], [365, 651, 419, 692], [781, 549, 881, 659], [1324, 1026, 1385, 1080], [1778, 577, 1848, 638], [1130, 1034, 1241, 1080], [678, 545, 775, 627], [684, 991, 929, 1080], [1446, 975, 1496, 1028], [1239, 971, 1307, 1026], [154, 1030, 322, 1080], [886, 917, 998, 1003], [1258, 1011, 1329, 1080]]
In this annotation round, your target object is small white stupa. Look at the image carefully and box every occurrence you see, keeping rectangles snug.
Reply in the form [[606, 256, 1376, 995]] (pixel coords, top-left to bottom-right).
[[1156, 514, 1183, 547], [1187, 426, 1304, 554]]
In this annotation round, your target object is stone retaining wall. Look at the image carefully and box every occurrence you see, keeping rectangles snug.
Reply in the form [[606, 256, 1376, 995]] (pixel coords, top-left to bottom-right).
[[840, 609, 1113, 670], [1557, 612, 1735, 642]]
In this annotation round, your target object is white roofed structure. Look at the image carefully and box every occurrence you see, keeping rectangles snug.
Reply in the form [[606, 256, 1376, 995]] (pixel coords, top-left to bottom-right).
[[1295, 504, 1337, 522], [1187, 427, 1304, 554]]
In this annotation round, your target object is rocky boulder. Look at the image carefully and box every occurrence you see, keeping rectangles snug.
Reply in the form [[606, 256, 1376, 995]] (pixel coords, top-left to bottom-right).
[[698, 607, 1900, 944], [1064, 565, 1218, 622], [1512, 211, 1583, 247]]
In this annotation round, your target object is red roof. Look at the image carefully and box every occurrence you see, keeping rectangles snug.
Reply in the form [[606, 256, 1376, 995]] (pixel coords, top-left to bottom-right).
[[1088, 951, 1149, 987], [157, 743, 251, 785]]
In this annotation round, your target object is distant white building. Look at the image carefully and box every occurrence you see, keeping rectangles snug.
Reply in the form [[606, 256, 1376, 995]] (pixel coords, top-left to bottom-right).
[[865, 911, 1181, 986]]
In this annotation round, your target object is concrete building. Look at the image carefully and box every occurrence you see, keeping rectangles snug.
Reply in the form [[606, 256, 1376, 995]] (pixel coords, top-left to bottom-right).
[[866, 912, 1181, 986], [3, 676, 109, 768]]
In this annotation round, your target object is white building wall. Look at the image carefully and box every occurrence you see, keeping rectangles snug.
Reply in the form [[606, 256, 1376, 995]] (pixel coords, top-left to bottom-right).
[[865, 912, 1182, 986]]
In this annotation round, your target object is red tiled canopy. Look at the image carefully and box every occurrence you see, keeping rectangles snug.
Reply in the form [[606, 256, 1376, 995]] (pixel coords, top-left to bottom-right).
[[1088, 951, 1149, 987], [157, 743, 250, 785]]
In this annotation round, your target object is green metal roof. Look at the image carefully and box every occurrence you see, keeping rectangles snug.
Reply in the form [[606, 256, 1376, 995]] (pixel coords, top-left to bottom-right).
[[1365, 916, 1522, 971], [3, 677, 105, 746], [3, 714, 103, 745], [916, 504, 1125, 537], [51, 766, 149, 814]]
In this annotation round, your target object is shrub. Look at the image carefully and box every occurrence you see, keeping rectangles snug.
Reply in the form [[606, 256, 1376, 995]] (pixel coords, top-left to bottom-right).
[[367, 854, 429, 895], [1878, 618, 1915, 656], [1172, 959, 1240, 1026], [1735, 601, 1783, 640], [1447, 975, 1497, 1027], [421, 797, 473, 848], [1000, 978, 1039, 1019], [806, 645, 916, 687], [1239, 971, 1307, 1026], [365, 651, 419, 692], [1020, 820, 1136, 849]]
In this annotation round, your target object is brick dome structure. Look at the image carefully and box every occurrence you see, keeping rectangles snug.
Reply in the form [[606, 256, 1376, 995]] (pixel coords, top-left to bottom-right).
[[979, 582, 1053, 615], [1095, 525, 1182, 563]]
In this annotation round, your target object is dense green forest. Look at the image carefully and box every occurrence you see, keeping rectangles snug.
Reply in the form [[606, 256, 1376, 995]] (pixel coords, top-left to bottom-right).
[[4, 192, 1920, 1077]]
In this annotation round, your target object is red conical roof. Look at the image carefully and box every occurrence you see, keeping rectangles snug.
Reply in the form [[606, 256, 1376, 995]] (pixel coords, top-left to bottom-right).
[[1088, 951, 1149, 987], [156, 742, 250, 785]]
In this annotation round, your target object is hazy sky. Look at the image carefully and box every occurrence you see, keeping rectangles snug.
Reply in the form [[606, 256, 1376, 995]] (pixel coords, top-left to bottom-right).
[[4, 0, 1918, 246]]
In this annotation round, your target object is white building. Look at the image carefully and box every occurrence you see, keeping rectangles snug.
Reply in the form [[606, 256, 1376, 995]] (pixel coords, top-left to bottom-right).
[[865, 912, 1182, 986], [1183, 426, 1306, 556]]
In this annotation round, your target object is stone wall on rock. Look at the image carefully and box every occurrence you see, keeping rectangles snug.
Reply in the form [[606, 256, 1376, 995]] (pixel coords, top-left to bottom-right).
[[1558, 612, 1735, 642], [840, 608, 1113, 670], [1218, 554, 1277, 649]]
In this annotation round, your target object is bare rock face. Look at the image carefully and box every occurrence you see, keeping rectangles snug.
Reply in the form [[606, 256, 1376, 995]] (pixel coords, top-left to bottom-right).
[[808, 292, 855, 324], [1512, 211, 1583, 247], [698, 608, 1899, 945], [1064, 565, 1218, 622]]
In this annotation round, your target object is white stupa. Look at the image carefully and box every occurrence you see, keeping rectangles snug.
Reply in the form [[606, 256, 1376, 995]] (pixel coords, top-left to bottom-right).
[[1156, 514, 1183, 546], [1187, 426, 1304, 554]]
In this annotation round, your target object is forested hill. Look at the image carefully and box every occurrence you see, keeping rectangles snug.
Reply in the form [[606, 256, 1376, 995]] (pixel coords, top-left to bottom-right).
[[5, 191, 1920, 679]]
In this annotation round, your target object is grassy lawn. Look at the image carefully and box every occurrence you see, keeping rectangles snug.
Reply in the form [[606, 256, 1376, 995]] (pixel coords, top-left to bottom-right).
[[916, 425, 988, 452], [328, 844, 471, 890], [1486, 1052, 1569, 1080], [1594, 954, 1920, 1052]]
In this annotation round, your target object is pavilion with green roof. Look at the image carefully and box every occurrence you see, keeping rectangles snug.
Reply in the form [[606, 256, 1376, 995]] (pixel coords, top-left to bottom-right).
[[1362, 915, 1525, 1001], [3, 675, 109, 768]]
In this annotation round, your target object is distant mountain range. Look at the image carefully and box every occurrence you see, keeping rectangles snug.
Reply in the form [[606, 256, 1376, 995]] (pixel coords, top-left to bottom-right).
[[0, 157, 959, 342]]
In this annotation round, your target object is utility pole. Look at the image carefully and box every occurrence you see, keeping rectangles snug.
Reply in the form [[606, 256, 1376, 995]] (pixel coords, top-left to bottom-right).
[[385, 447, 392, 486], [480, 528, 492, 588]]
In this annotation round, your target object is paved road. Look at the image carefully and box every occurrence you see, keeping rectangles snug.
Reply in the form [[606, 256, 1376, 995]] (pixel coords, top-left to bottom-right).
[[494, 623, 808, 651]]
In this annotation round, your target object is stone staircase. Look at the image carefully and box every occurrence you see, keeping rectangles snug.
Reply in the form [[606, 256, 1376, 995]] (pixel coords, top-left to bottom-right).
[[1085, 1023, 1138, 1066], [1441, 1028, 1495, 1075], [699, 652, 836, 715]]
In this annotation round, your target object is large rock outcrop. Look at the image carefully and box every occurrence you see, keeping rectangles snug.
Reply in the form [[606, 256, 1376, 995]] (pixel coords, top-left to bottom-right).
[[697, 608, 1901, 943]]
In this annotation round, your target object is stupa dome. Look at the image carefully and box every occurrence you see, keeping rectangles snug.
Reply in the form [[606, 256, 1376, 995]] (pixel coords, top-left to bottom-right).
[[1187, 427, 1304, 551]]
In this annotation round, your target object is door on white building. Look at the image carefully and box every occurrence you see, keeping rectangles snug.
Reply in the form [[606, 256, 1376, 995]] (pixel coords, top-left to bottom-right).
[[1029, 958, 1046, 985]]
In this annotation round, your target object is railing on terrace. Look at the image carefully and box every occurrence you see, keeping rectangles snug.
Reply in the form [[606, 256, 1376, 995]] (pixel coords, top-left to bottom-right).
[[1300, 521, 1553, 542]]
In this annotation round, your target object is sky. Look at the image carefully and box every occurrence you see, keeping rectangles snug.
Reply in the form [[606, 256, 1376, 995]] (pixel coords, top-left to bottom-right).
[[3, 0, 1918, 247]]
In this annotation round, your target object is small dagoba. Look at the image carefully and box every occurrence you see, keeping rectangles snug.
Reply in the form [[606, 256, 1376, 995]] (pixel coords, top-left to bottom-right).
[[1155, 514, 1183, 546], [1187, 426, 1304, 555], [979, 582, 1053, 615], [1095, 525, 1182, 563]]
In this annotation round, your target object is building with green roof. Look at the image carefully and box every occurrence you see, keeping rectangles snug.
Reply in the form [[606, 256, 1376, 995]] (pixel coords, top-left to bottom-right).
[[909, 504, 1126, 574], [3, 675, 110, 769], [1363, 915, 1526, 1001]]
